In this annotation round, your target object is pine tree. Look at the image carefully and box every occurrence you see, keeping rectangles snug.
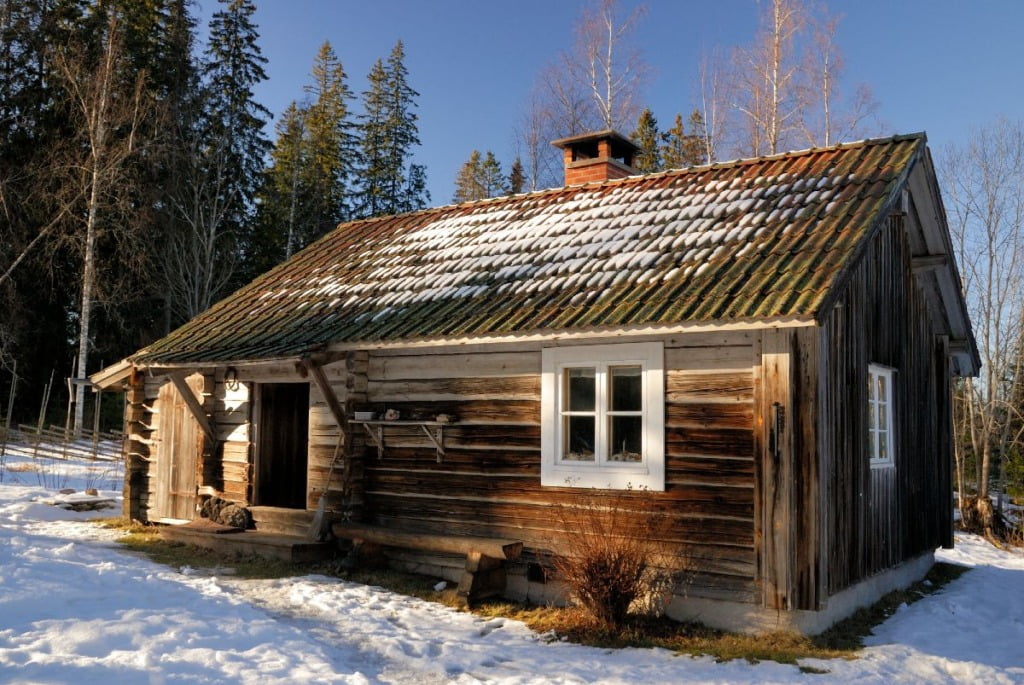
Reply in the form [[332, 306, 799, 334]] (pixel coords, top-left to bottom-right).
[[508, 156, 526, 195], [631, 107, 662, 173], [661, 110, 706, 169], [357, 40, 428, 217], [453, 149, 484, 203]]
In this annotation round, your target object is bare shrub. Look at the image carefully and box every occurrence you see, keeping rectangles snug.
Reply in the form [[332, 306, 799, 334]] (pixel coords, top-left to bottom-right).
[[549, 487, 684, 628]]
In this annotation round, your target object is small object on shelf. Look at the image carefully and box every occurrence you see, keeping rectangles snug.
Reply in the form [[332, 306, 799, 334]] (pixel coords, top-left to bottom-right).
[[353, 411, 375, 421], [435, 413, 453, 424], [384, 408, 400, 421]]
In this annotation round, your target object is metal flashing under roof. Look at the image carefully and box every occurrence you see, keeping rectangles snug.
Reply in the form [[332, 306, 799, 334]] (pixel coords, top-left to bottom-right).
[[130, 133, 974, 369]]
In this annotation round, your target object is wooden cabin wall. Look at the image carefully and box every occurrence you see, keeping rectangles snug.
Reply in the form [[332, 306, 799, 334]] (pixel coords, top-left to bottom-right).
[[820, 215, 951, 596], [360, 333, 758, 603], [758, 327, 822, 611], [124, 372, 211, 522], [213, 357, 366, 512], [308, 352, 368, 518], [123, 371, 154, 521], [211, 368, 252, 503]]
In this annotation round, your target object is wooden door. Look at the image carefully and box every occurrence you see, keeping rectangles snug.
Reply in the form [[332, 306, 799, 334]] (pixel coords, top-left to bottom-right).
[[254, 383, 310, 508], [152, 377, 201, 521]]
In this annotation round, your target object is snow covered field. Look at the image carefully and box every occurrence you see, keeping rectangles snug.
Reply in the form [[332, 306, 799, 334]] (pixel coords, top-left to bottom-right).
[[1, 454, 1023, 684]]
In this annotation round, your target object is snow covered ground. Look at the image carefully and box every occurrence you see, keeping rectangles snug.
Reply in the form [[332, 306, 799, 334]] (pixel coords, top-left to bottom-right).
[[1, 453, 1023, 684]]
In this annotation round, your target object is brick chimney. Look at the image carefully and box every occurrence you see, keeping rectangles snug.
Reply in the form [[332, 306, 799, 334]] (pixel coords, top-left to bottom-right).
[[551, 129, 640, 186]]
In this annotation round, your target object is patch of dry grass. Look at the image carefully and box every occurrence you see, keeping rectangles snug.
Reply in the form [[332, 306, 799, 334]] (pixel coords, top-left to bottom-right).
[[90, 517, 969, 666]]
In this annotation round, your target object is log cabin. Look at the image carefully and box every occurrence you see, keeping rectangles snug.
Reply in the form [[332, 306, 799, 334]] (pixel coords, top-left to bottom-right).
[[93, 130, 978, 634]]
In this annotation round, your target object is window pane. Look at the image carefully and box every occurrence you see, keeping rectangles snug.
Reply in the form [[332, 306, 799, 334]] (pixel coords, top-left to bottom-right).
[[868, 374, 875, 402], [610, 365, 642, 411], [564, 415, 595, 461], [868, 401, 875, 431], [609, 415, 642, 462], [565, 367, 596, 411], [878, 432, 888, 460], [877, 374, 886, 403], [879, 405, 887, 431]]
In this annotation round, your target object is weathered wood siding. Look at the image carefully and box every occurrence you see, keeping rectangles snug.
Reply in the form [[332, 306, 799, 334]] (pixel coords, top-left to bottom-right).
[[819, 215, 952, 596], [757, 327, 822, 611], [123, 372, 210, 522], [360, 334, 757, 602]]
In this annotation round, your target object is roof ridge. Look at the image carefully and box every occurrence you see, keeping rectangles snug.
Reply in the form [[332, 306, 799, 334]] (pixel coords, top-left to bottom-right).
[[385, 132, 929, 216]]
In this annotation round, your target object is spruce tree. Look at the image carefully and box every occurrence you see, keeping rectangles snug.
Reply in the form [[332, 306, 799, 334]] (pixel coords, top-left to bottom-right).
[[508, 157, 526, 195], [685, 109, 709, 165], [631, 108, 662, 173], [661, 110, 707, 169], [480, 151, 507, 197], [357, 40, 428, 217], [156, 0, 270, 314], [453, 150, 508, 202], [303, 41, 357, 236], [203, 0, 270, 248], [254, 101, 308, 268]]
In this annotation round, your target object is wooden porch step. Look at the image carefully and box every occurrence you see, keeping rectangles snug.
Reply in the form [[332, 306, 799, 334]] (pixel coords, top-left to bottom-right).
[[249, 506, 315, 537], [160, 523, 334, 563]]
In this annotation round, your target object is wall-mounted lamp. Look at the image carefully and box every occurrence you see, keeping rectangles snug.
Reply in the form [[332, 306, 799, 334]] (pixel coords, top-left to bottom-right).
[[225, 366, 240, 391]]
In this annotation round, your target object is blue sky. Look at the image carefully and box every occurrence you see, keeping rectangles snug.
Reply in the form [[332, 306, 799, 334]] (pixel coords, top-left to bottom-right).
[[195, 1, 1024, 203]]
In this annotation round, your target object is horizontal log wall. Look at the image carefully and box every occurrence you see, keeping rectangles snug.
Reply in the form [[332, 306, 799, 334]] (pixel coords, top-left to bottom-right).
[[361, 333, 758, 603], [127, 372, 209, 522], [308, 352, 368, 518], [820, 215, 951, 595], [211, 368, 252, 503], [123, 371, 154, 521]]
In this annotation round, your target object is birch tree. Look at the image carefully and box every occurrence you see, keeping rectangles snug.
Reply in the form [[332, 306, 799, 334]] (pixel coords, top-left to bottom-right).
[[51, 13, 151, 436], [732, 0, 805, 156], [941, 118, 1024, 535], [696, 48, 732, 163], [574, 0, 648, 131], [798, 12, 878, 147]]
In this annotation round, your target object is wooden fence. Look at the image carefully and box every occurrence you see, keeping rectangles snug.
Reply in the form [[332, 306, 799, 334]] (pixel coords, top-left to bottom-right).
[[0, 424, 123, 462]]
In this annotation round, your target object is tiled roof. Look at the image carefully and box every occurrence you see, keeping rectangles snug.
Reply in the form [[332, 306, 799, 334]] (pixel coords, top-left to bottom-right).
[[135, 134, 925, 364]]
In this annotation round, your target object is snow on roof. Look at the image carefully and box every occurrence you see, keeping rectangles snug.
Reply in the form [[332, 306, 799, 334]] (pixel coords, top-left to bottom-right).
[[135, 134, 925, 364]]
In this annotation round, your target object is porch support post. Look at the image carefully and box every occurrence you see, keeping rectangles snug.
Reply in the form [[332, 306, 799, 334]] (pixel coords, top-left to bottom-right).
[[303, 357, 349, 432]]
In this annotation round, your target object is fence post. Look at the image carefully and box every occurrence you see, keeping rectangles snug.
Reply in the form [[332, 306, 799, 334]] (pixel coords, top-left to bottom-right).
[[0, 361, 16, 476], [91, 389, 102, 460]]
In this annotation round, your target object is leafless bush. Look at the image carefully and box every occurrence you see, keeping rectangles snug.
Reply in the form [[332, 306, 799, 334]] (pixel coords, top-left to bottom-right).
[[549, 487, 684, 627]]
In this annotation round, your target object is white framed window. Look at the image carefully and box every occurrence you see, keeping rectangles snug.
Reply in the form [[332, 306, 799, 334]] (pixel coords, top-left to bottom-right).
[[868, 364, 895, 469], [541, 342, 664, 490]]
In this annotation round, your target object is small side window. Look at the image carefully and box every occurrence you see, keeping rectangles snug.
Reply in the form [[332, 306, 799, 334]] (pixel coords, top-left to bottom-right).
[[868, 364, 895, 468]]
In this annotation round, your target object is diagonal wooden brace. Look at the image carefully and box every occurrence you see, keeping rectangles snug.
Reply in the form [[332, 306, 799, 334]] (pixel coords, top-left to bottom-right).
[[168, 373, 217, 444]]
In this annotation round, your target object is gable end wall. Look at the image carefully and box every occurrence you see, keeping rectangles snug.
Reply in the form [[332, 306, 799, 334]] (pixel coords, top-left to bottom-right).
[[818, 213, 952, 596]]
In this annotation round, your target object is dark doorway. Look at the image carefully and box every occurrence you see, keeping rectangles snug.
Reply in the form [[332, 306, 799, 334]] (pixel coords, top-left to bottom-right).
[[255, 383, 310, 508]]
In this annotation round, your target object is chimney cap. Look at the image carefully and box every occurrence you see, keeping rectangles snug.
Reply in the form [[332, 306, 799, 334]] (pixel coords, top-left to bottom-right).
[[550, 129, 640, 156]]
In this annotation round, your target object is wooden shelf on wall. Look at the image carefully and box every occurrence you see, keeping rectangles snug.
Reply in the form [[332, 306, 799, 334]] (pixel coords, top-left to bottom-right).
[[352, 420, 452, 462]]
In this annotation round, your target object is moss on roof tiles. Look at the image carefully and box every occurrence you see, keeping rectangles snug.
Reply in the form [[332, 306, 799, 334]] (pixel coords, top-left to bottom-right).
[[133, 134, 925, 364]]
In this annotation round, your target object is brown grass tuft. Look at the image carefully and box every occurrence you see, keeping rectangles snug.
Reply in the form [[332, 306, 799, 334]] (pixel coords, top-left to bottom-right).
[[548, 488, 683, 628]]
